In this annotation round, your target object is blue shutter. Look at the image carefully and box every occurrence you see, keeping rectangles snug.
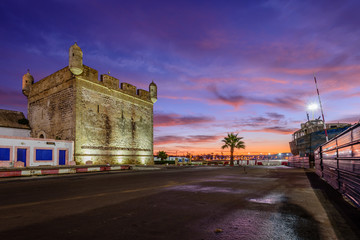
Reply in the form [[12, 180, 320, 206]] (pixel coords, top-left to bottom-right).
[[59, 150, 66, 165], [36, 149, 53, 161], [0, 148, 10, 161]]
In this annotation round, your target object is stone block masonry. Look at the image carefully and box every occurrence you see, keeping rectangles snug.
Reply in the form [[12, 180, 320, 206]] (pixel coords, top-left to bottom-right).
[[22, 43, 157, 165]]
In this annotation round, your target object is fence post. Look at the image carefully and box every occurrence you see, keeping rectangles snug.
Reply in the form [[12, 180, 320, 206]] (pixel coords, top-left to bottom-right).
[[320, 146, 323, 178], [336, 139, 340, 190]]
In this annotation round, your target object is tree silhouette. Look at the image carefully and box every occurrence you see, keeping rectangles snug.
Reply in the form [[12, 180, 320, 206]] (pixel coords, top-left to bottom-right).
[[221, 133, 245, 166], [157, 151, 168, 161]]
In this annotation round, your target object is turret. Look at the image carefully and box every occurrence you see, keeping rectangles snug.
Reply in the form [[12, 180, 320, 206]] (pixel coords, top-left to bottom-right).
[[22, 69, 34, 97], [69, 42, 83, 75], [149, 81, 157, 103]]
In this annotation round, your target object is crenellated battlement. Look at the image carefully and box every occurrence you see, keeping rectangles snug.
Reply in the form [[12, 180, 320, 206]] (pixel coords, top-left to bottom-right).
[[121, 82, 137, 95], [96, 70, 152, 102], [82, 65, 99, 83], [101, 74, 119, 90], [137, 89, 150, 101], [28, 65, 153, 103], [99, 72, 152, 102], [79, 65, 152, 102], [28, 66, 73, 98]]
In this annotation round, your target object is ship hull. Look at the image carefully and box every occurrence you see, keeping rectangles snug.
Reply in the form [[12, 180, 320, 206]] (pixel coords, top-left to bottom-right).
[[289, 127, 350, 157]]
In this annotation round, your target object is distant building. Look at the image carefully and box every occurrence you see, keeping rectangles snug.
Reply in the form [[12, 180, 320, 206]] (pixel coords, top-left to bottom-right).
[[22, 43, 157, 165], [0, 109, 30, 137], [154, 156, 190, 163]]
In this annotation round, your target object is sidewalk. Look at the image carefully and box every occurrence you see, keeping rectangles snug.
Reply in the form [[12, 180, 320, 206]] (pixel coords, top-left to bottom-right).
[[0, 164, 135, 178], [0, 164, 210, 178]]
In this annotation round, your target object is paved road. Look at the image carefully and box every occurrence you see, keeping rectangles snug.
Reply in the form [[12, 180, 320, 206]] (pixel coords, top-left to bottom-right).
[[0, 166, 359, 240]]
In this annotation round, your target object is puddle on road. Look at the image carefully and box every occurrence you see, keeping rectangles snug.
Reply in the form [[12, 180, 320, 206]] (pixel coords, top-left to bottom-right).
[[248, 193, 284, 204], [167, 184, 245, 194], [205, 207, 320, 240]]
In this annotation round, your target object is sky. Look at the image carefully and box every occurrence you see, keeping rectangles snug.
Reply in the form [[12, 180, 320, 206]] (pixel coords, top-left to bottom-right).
[[1, 0, 360, 156]]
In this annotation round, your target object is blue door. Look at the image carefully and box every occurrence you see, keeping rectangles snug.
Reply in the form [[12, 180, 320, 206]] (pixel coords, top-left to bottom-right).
[[59, 150, 66, 165], [17, 148, 27, 167]]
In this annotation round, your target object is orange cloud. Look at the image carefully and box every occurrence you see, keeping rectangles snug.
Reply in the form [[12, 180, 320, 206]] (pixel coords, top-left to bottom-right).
[[155, 135, 221, 145]]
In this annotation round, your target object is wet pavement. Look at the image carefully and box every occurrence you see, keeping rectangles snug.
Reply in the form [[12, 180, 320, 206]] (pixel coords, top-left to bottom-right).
[[0, 166, 358, 239]]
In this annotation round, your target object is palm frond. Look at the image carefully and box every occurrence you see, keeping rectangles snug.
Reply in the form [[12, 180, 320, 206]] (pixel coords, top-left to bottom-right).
[[221, 132, 245, 150]]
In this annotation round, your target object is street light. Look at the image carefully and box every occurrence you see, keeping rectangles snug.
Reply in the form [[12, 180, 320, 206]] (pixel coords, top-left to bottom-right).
[[307, 103, 318, 110], [307, 103, 319, 120]]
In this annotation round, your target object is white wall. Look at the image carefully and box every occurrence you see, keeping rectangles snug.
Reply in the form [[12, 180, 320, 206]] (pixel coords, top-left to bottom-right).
[[0, 135, 74, 167], [0, 127, 30, 137]]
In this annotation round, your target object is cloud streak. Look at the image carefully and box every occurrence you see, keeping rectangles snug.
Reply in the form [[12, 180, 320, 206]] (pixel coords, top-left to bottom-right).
[[155, 135, 221, 145], [0, 89, 27, 109], [154, 113, 214, 127], [243, 127, 297, 135], [209, 85, 304, 110]]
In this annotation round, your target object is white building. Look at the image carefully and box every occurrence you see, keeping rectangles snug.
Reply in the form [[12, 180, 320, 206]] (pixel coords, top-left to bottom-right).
[[0, 109, 74, 168], [154, 156, 190, 163], [0, 135, 74, 167]]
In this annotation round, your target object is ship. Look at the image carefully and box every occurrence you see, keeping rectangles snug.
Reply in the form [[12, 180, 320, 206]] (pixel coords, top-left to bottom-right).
[[289, 119, 351, 157], [289, 75, 352, 167]]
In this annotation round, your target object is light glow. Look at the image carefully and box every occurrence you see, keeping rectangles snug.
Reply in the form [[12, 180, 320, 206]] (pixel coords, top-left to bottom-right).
[[307, 103, 319, 111]]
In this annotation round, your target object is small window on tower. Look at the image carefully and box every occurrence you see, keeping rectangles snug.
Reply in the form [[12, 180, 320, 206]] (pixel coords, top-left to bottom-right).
[[73, 53, 74, 56], [97, 105, 100, 113]]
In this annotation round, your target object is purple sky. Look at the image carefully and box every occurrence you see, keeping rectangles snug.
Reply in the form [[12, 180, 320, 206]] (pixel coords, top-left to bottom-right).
[[1, 0, 359, 155]]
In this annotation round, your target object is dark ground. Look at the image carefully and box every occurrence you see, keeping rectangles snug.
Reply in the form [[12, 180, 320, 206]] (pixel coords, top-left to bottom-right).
[[0, 166, 359, 240]]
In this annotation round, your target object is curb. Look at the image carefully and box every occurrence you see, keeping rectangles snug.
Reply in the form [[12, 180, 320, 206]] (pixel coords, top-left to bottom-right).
[[0, 165, 132, 178]]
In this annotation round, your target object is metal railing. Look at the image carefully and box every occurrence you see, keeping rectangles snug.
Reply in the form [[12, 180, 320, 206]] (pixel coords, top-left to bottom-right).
[[288, 156, 310, 168], [315, 123, 360, 207]]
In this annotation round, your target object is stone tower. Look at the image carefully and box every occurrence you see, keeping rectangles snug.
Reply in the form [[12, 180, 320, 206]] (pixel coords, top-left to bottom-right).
[[69, 42, 83, 75], [22, 70, 34, 97], [25, 43, 157, 165], [149, 81, 157, 103]]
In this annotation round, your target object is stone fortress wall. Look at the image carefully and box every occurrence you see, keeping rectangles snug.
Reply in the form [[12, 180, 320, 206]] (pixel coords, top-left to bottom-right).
[[27, 67, 76, 141], [23, 43, 157, 165]]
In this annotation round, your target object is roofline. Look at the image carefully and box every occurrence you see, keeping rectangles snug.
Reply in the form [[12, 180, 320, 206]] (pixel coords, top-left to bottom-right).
[[0, 126, 31, 130]]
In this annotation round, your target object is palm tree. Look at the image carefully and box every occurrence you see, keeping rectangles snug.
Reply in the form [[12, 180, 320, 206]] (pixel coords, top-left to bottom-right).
[[221, 133, 245, 166]]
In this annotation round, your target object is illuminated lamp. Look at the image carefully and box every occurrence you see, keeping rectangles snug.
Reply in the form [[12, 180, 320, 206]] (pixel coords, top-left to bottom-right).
[[307, 103, 319, 120]]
